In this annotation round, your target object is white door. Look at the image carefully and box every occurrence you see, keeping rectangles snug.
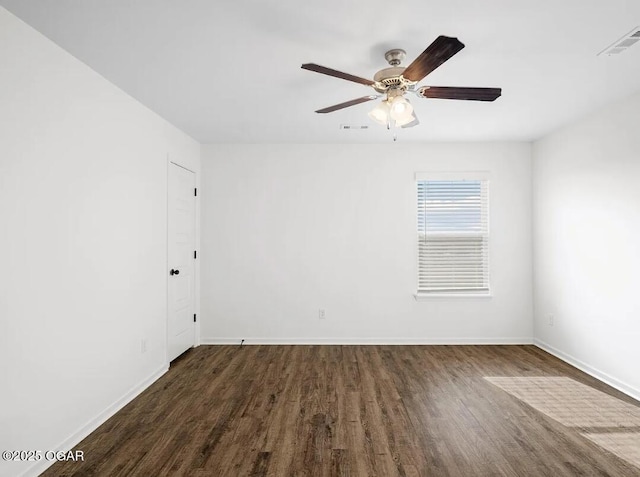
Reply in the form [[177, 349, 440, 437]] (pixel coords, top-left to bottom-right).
[[168, 163, 196, 362]]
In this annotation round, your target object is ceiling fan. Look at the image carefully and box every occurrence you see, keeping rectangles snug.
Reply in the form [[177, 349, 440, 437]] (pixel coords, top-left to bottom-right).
[[301, 36, 501, 129]]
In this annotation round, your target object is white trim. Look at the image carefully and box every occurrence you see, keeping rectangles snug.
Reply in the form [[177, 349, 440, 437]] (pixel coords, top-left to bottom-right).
[[166, 155, 170, 366], [415, 171, 490, 181], [20, 365, 168, 477], [534, 339, 640, 402], [200, 337, 533, 345], [414, 293, 492, 300]]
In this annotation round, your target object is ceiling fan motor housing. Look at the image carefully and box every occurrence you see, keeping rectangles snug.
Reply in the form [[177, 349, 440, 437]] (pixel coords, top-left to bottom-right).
[[373, 66, 416, 93]]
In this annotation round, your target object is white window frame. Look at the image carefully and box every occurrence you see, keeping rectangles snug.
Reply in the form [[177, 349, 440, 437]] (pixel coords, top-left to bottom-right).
[[414, 172, 491, 299]]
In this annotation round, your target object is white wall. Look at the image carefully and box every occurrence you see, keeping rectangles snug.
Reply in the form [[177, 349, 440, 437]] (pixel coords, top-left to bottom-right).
[[201, 142, 532, 343], [0, 8, 200, 477], [533, 90, 640, 400]]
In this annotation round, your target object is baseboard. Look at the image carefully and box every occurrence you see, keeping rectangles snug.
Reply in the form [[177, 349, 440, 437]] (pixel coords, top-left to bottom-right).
[[534, 339, 640, 402], [20, 365, 169, 477], [200, 337, 534, 345]]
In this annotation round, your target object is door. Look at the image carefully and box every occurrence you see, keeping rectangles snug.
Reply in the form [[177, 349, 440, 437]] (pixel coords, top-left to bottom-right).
[[168, 162, 196, 362]]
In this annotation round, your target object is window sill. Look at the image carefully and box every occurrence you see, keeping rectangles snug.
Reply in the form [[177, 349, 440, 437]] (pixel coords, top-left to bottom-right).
[[414, 293, 492, 300]]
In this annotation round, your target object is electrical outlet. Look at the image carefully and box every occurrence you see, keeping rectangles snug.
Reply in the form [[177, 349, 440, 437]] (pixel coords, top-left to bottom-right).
[[319, 309, 326, 320], [141, 338, 147, 353], [548, 314, 554, 326]]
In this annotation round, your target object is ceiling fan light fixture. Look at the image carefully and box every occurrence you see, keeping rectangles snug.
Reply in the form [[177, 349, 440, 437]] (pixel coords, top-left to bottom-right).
[[389, 96, 413, 121], [368, 100, 390, 125], [399, 111, 420, 128], [395, 110, 418, 127]]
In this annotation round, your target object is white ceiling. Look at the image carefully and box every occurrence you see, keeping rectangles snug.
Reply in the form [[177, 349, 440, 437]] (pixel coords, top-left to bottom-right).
[[2, 0, 640, 143]]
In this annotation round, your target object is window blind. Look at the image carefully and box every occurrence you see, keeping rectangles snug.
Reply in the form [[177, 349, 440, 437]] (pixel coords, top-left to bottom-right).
[[417, 179, 489, 294]]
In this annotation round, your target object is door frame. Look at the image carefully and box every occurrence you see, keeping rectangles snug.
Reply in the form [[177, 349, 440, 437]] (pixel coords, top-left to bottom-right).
[[167, 158, 200, 365]]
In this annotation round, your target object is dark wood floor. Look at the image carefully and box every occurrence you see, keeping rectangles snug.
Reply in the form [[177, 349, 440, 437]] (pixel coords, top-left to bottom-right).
[[44, 345, 640, 476]]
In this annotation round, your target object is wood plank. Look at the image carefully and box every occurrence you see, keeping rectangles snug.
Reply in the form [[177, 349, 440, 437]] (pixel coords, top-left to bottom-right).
[[43, 345, 640, 476]]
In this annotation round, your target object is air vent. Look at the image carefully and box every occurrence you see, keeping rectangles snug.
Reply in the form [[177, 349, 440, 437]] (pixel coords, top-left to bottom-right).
[[598, 26, 640, 56], [340, 124, 369, 130]]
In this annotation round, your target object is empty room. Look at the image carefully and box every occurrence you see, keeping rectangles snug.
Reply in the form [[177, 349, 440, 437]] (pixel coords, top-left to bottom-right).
[[1, 1, 640, 476]]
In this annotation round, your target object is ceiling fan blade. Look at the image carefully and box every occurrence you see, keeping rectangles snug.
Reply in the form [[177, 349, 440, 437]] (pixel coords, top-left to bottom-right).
[[302, 63, 374, 86], [315, 96, 377, 113], [419, 86, 502, 101], [402, 36, 465, 82]]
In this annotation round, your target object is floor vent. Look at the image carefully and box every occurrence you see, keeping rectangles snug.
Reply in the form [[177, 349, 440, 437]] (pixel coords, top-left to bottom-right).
[[598, 26, 640, 56]]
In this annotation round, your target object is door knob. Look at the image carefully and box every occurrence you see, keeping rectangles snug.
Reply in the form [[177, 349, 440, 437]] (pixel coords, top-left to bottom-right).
[[170, 269, 180, 276]]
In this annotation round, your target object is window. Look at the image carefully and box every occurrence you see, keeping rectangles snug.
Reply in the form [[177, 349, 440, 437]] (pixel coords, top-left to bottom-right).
[[416, 173, 490, 296]]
